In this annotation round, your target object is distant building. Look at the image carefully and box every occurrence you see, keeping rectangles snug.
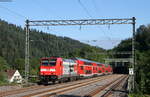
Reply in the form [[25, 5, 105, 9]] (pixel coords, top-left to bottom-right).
[[5, 70, 22, 83]]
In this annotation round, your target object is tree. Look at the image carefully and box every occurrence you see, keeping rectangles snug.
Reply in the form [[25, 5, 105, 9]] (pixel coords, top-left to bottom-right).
[[0, 56, 9, 71], [14, 58, 25, 75], [113, 24, 150, 94], [30, 58, 40, 75], [0, 72, 8, 84]]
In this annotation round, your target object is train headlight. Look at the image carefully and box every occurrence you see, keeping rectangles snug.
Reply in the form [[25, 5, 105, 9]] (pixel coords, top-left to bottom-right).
[[40, 69, 47, 71], [50, 69, 56, 72]]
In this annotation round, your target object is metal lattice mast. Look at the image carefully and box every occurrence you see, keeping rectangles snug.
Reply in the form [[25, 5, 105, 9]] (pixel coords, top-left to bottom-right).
[[132, 17, 136, 92], [25, 20, 29, 84]]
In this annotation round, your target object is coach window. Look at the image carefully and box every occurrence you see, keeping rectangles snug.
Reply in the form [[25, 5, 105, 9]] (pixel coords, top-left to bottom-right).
[[99, 70, 102, 73], [89, 70, 92, 74]]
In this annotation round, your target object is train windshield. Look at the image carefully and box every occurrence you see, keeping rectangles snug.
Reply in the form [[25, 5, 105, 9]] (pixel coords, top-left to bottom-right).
[[49, 59, 57, 66], [41, 60, 49, 66], [41, 59, 57, 66]]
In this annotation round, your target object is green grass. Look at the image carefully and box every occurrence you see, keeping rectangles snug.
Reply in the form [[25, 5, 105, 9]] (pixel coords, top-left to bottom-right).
[[129, 93, 150, 97]]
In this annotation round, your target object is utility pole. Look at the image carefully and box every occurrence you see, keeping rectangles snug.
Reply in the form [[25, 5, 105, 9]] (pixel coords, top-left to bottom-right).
[[132, 17, 136, 92], [25, 19, 29, 84], [128, 17, 136, 92]]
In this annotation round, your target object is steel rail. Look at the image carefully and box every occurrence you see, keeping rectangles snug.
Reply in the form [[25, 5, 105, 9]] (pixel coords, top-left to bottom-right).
[[101, 76, 128, 97], [23, 75, 116, 97], [84, 75, 128, 97]]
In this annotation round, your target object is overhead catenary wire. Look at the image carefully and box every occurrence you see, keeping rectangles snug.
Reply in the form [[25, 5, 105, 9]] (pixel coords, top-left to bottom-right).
[[92, 0, 113, 44], [91, 0, 115, 46], [0, 4, 27, 20], [78, 0, 92, 18], [91, 0, 129, 44], [32, 0, 62, 19], [78, 0, 115, 47], [91, 0, 117, 46], [91, 0, 101, 16]]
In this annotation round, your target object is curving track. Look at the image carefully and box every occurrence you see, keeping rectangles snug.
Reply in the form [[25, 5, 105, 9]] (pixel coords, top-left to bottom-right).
[[85, 75, 128, 97]]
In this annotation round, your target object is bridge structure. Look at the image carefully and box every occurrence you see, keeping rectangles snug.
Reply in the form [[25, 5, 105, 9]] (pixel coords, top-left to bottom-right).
[[25, 17, 136, 92]]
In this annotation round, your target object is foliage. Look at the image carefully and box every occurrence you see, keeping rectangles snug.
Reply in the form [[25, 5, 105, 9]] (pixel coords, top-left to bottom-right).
[[0, 72, 8, 85], [30, 58, 40, 75], [0, 56, 10, 71], [0, 19, 106, 78], [129, 93, 149, 97], [113, 24, 150, 94], [14, 58, 25, 75]]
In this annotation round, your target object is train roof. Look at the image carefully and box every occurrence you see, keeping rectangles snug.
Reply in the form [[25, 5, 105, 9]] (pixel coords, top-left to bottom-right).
[[75, 57, 103, 64], [63, 59, 76, 63], [41, 57, 106, 65]]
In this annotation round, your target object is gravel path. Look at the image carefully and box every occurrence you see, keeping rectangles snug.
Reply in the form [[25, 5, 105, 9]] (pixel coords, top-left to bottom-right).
[[0, 85, 22, 92]]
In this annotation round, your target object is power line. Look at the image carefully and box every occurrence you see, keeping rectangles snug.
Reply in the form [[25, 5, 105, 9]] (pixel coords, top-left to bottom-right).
[[78, 0, 113, 46], [91, 0, 100, 16], [89, 0, 115, 46], [32, 0, 62, 19], [80, 39, 121, 49], [0, 5, 27, 20], [78, 0, 92, 18], [77, 0, 125, 47], [91, 1, 115, 46], [81, 39, 121, 43]]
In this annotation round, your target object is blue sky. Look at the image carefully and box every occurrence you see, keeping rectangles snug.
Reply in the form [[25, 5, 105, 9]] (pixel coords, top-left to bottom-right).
[[0, 0, 150, 49]]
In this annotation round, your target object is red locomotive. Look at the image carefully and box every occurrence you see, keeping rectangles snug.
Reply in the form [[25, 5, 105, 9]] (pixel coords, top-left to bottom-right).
[[39, 57, 112, 84]]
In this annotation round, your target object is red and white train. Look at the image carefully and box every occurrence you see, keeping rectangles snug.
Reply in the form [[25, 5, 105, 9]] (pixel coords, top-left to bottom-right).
[[39, 57, 112, 84]]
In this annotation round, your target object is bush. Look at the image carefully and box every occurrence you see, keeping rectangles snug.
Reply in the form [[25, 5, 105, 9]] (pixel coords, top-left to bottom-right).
[[129, 93, 150, 97], [0, 72, 8, 85]]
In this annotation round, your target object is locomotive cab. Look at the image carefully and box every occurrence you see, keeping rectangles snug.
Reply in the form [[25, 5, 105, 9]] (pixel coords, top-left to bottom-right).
[[39, 57, 62, 83]]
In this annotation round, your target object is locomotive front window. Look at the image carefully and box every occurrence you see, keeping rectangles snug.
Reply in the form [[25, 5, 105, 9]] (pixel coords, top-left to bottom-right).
[[49, 59, 56, 66], [41, 59, 56, 66], [41, 60, 49, 66]]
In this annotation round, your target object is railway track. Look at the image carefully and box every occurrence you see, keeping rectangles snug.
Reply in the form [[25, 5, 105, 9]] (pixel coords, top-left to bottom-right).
[[23, 74, 123, 97], [100, 75, 128, 97], [23, 75, 115, 97], [38, 75, 127, 97], [0, 75, 113, 97], [85, 75, 128, 97], [0, 74, 128, 97]]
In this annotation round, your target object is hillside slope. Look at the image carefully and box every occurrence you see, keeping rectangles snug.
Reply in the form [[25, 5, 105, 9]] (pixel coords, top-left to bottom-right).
[[0, 19, 106, 75]]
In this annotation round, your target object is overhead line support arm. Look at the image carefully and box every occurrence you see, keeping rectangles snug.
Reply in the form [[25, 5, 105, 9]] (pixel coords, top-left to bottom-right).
[[28, 18, 134, 26]]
